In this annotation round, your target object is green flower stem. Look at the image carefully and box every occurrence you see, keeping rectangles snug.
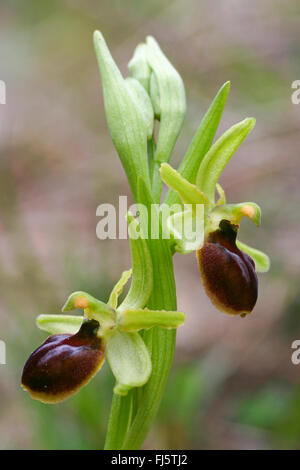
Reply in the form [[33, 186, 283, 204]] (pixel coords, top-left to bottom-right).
[[121, 180, 177, 449], [104, 391, 133, 449], [122, 243, 177, 449], [104, 181, 177, 450]]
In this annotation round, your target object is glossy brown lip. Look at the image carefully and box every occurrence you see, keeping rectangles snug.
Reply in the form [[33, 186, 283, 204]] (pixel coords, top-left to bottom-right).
[[21, 319, 105, 403], [197, 220, 258, 316]]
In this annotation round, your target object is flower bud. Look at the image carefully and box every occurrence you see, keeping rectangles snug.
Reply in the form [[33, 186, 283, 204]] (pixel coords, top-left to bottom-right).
[[21, 319, 105, 403], [128, 43, 151, 92], [197, 220, 258, 316]]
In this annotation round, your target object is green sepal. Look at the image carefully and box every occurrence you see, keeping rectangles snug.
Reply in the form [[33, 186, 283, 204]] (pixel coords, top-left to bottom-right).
[[196, 117, 256, 204], [108, 269, 132, 309], [36, 314, 83, 335], [237, 240, 270, 273], [93, 31, 150, 201], [160, 163, 210, 211], [118, 214, 153, 313], [106, 329, 152, 396], [119, 308, 185, 332], [164, 81, 230, 206]]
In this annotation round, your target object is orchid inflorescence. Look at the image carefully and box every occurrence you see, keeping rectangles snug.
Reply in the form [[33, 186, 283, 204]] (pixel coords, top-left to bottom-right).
[[22, 31, 269, 450]]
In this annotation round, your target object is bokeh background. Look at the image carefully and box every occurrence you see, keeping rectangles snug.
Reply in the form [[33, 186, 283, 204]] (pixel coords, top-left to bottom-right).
[[0, 0, 300, 450]]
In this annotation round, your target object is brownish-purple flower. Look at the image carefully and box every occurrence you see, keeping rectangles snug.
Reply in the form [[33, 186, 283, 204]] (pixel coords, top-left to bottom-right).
[[21, 319, 105, 403], [197, 219, 258, 316]]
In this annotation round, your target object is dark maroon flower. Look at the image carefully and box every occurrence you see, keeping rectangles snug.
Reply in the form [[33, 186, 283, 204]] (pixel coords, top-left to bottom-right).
[[22, 319, 105, 403], [197, 219, 258, 316]]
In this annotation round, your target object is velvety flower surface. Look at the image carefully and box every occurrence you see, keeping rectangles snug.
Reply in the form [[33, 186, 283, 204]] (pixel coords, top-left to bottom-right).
[[22, 319, 105, 403], [197, 219, 258, 316]]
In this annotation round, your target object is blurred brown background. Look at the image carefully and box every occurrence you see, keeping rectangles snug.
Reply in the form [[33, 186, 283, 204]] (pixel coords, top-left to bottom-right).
[[0, 0, 300, 449]]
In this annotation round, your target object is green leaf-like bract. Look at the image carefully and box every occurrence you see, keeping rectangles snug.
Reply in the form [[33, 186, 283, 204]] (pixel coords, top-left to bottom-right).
[[196, 117, 256, 203], [164, 81, 230, 206]]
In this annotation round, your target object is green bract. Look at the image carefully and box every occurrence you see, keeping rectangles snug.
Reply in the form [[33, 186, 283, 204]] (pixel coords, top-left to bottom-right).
[[195, 117, 256, 204]]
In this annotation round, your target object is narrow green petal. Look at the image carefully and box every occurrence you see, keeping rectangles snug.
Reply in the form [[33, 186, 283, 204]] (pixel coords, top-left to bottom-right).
[[36, 314, 83, 335], [108, 269, 132, 309], [164, 81, 230, 206], [237, 240, 270, 273], [196, 117, 256, 204], [119, 308, 185, 332], [106, 329, 152, 395]]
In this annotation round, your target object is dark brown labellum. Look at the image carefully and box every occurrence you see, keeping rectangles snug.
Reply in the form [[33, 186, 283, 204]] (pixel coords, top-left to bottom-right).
[[21, 319, 105, 403], [197, 219, 258, 316]]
